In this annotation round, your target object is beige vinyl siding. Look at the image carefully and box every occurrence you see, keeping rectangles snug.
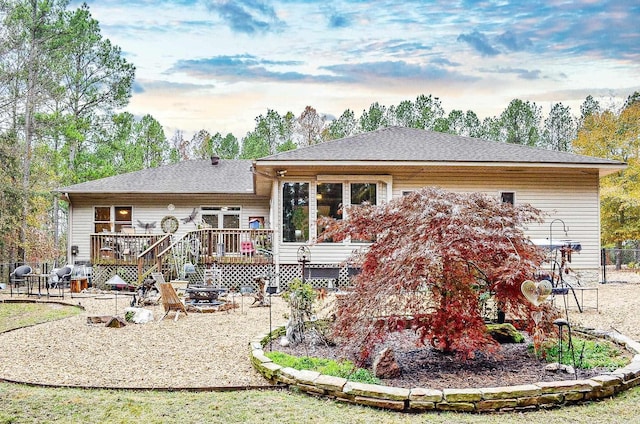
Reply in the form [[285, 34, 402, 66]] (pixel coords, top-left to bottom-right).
[[68, 195, 270, 263], [393, 168, 600, 271]]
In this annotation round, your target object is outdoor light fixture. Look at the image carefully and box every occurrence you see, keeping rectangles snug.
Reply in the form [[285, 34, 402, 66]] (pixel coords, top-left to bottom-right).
[[276, 169, 287, 177]]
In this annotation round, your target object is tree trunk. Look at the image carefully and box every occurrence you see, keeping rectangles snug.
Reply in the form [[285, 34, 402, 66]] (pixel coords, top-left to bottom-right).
[[615, 242, 623, 271], [19, 1, 39, 263]]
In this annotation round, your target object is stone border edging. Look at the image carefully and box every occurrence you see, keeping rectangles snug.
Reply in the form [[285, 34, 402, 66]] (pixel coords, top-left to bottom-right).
[[249, 326, 640, 412]]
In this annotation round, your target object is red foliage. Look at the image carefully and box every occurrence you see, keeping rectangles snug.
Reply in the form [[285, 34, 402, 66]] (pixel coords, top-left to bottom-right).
[[318, 187, 549, 364]]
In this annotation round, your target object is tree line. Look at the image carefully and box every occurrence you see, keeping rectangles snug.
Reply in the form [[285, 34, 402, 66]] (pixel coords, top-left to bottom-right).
[[0, 0, 638, 265]]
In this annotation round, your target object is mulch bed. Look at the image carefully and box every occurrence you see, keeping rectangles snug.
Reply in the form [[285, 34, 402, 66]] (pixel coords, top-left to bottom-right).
[[273, 329, 614, 390]]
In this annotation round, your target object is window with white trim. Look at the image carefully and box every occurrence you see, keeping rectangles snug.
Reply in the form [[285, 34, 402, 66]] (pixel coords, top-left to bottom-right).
[[317, 182, 343, 241], [94, 206, 132, 233], [283, 182, 309, 242], [201, 206, 240, 229]]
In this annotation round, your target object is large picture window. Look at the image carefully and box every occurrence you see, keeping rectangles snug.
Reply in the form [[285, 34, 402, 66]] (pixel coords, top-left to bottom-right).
[[317, 183, 343, 241], [283, 182, 309, 242], [94, 206, 132, 233]]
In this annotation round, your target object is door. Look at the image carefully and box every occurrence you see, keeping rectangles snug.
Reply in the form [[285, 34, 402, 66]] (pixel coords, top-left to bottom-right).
[[201, 207, 241, 254]]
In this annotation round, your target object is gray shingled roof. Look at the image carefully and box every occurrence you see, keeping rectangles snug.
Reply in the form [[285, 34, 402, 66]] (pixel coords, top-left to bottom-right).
[[59, 159, 254, 194], [258, 126, 623, 166]]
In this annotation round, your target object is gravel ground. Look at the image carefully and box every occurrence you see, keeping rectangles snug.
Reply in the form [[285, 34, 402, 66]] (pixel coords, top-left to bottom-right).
[[0, 271, 638, 389], [569, 273, 640, 341], [0, 290, 288, 388]]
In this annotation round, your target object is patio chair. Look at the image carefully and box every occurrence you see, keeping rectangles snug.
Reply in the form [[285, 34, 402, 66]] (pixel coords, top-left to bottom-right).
[[9, 265, 32, 296], [158, 282, 187, 321], [240, 240, 255, 257], [53, 266, 72, 289]]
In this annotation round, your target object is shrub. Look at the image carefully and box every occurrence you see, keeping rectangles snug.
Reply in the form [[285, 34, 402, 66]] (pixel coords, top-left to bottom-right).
[[318, 187, 547, 363]]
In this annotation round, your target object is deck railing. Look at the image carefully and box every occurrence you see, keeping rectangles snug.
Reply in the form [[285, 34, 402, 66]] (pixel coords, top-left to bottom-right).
[[90, 233, 166, 266], [167, 228, 273, 264], [90, 229, 274, 281]]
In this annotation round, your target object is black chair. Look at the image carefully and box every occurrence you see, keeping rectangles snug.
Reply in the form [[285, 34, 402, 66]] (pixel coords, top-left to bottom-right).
[[54, 266, 72, 289], [9, 265, 32, 296]]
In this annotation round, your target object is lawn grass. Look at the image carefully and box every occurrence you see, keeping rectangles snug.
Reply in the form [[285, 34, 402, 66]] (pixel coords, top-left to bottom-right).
[[0, 302, 82, 333], [1, 383, 640, 423]]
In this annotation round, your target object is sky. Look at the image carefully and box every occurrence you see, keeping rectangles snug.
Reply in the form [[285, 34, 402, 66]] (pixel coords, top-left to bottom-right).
[[73, 0, 640, 140]]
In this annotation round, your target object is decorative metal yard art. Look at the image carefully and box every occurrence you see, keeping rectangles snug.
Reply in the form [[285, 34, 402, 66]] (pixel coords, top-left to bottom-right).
[[521, 279, 553, 356], [520, 280, 552, 307], [553, 318, 578, 378], [136, 219, 157, 233], [297, 246, 311, 283], [181, 208, 199, 226]]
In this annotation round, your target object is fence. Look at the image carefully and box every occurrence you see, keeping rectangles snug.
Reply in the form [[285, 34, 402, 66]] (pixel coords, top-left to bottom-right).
[[602, 248, 640, 284]]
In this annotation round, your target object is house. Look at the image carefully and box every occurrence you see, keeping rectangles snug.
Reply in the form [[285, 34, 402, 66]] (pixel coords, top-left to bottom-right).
[[58, 126, 626, 289]]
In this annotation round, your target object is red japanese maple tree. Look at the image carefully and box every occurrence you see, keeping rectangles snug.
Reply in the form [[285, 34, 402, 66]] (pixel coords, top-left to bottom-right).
[[318, 187, 548, 363]]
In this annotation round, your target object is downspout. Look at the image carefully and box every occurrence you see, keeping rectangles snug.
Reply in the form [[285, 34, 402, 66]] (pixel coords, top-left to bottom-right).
[[63, 192, 71, 267], [272, 177, 280, 290]]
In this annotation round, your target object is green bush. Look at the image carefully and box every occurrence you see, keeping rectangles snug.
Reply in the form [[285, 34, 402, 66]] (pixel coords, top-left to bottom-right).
[[266, 351, 380, 384]]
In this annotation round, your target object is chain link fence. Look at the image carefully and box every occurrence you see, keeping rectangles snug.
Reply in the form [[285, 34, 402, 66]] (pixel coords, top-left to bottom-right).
[[602, 248, 640, 283]]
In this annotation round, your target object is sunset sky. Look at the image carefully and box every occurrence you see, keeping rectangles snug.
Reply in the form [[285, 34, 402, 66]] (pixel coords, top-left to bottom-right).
[[74, 0, 640, 139]]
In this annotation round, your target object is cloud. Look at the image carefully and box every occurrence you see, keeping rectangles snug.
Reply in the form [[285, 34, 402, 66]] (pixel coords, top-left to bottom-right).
[[496, 30, 532, 52], [326, 9, 351, 28], [169, 54, 340, 83], [320, 60, 477, 83], [457, 30, 500, 56], [132, 81, 145, 94], [169, 54, 477, 86], [134, 79, 217, 93], [430, 57, 461, 67], [349, 40, 432, 57], [205, 0, 285, 34], [480, 67, 542, 80]]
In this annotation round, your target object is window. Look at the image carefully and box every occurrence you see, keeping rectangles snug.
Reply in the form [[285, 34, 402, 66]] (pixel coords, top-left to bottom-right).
[[282, 182, 309, 242], [350, 182, 377, 243], [501, 192, 515, 205], [94, 206, 132, 233], [317, 183, 343, 240], [351, 183, 377, 205], [201, 206, 240, 229]]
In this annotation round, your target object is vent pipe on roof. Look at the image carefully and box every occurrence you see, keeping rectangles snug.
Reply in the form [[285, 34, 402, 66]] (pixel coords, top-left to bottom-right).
[[210, 155, 220, 165]]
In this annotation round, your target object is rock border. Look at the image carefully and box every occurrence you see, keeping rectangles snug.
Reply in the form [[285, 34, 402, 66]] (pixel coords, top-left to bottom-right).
[[249, 327, 640, 413]]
